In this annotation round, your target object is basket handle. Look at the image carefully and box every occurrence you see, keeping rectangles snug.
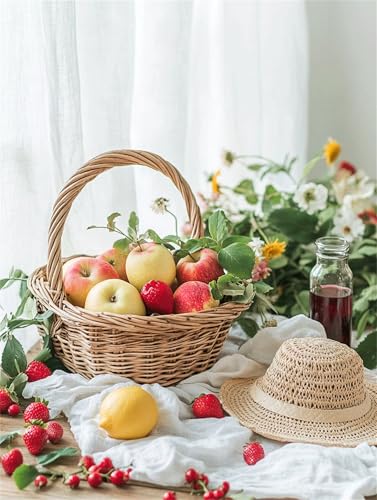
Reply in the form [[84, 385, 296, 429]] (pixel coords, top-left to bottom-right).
[[47, 150, 204, 293]]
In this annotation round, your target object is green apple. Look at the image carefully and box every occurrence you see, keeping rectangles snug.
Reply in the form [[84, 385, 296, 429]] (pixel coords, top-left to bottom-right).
[[84, 279, 146, 315]]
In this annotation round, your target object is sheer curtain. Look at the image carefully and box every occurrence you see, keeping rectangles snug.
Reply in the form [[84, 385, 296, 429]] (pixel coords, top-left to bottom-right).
[[0, 0, 308, 326]]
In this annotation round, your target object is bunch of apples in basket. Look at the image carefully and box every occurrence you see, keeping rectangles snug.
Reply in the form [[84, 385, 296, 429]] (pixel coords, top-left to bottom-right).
[[63, 203, 257, 316]]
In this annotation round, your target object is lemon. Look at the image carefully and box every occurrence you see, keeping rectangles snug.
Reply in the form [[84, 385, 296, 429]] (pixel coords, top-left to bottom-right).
[[99, 386, 158, 440]]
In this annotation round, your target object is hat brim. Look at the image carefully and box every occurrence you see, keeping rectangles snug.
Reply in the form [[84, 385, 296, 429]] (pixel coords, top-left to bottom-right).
[[220, 377, 377, 447]]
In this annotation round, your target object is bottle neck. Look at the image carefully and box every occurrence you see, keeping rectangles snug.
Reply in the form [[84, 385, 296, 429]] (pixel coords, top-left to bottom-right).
[[316, 253, 349, 266]]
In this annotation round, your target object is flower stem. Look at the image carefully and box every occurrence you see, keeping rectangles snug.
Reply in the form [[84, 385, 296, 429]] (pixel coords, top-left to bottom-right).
[[166, 209, 179, 237]]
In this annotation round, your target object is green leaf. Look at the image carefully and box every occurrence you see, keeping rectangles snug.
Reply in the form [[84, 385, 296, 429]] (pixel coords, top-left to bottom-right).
[[0, 430, 21, 446], [237, 316, 259, 337], [13, 464, 39, 490], [254, 282, 273, 294], [222, 235, 251, 247], [1, 336, 27, 377], [208, 210, 228, 245], [37, 447, 78, 466], [291, 290, 310, 315], [113, 237, 131, 251], [268, 208, 318, 243], [234, 283, 255, 303], [146, 229, 164, 244], [33, 347, 52, 363], [234, 179, 254, 194], [209, 280, 223, 301], [247, 164, 264, 171], [106, 212, 121, 231], [356, 331, 377, 369], [301, 155, 321, 179], [218, 243, 255, 279], [359, 246, 377, 256], [8, 372, 28, 397], [356, 310, 370, 339], [128, 211, 139, 239], [268, 255, 288, 269], [245, 193, 258, 205]]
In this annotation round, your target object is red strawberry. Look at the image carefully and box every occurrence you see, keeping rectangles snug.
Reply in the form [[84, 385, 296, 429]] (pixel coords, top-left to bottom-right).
[[1, 448, 23, 475], [24, 399, 50, 423], [23, 423, 48, 455], [46, 421, 63, 444], [140, 280, 174, 315], [243, 442, 265, 465], [25, 361, 51, 382], [192, 394, 224, 418], [7, 403, 21, 417], [0, 388, 14, 413]]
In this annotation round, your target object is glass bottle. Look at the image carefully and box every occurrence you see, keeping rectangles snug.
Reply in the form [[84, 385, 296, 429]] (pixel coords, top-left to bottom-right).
[[309, 236, 353, 345]]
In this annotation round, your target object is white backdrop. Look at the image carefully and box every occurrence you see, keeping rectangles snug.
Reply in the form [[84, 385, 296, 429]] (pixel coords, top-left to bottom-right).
[[0, 0, 308, 280]]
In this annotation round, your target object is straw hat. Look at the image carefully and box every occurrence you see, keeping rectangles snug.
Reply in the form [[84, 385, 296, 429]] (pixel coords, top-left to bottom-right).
[[220, 337, 377, 447]]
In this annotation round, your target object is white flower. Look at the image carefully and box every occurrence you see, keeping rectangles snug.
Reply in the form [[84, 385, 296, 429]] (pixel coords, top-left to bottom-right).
[[151, 197, 169, 214], [248, 237, 265, 258], [333, 208, 365, 242], [333, 171, 375, 206], [293, 182, 328, 215]]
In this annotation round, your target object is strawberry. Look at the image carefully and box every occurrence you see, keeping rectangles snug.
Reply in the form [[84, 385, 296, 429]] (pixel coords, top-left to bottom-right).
[[0, 388, 15, 413], [1, 448, 23, 475], [25, 361, 51, 382], [7, 403, 21, 417], [23, 423, 48, 455], [243, 442, 265, 465], [24, 399, 50, 423], [46, 421, 63, 444], [192, 394, 224, 418], [140, 280, 174, 315]]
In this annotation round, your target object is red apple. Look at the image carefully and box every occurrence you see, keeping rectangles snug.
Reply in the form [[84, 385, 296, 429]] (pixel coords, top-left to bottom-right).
[[176, 248, 224, 284], [63, 257, 119, 307], [173, 281, 220, 313], [97, 248, 128, 281]]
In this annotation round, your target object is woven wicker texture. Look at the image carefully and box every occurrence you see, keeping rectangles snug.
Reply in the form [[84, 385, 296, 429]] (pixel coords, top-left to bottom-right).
[[220, 338, 377, 447], [29, 150, 249, 385]]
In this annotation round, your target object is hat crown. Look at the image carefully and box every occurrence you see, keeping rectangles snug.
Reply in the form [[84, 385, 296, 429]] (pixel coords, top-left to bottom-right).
[[259, 338, 366, 410]]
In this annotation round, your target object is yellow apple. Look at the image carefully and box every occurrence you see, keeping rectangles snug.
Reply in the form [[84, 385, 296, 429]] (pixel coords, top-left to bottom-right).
[[63, 257, 119, 308], [126, 243, 176, 290], [97, 247, 129, 281], [85, 279, 146, 315]]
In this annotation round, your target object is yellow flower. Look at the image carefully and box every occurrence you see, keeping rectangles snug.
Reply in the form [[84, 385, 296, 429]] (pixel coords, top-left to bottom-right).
[[211, 169, 221, 195], [323, 138, 341, 165], [262, 240, 286, 261]]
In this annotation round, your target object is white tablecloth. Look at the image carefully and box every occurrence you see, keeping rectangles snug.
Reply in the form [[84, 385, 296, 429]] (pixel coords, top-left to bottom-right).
[[24, 315, 377, 500]]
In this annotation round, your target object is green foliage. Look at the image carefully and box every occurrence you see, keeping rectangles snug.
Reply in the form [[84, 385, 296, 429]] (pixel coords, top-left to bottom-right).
[[13, 464, 39, 490], [356, 331, 377, 369], [218, 243, 255, 279], [37, 447, 78, 466], [268, 208, 318, 243], [0, 430, 21, 445]]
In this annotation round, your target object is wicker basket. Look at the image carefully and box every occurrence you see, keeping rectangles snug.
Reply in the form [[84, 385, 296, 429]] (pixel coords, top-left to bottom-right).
[[29, 150, 250, 386]]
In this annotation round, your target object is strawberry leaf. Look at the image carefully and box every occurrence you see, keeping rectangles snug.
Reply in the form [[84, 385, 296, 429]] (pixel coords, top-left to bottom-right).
[[2, 336, 27, 377], [0, 430, 21, 446], [13, 464, 39, 490], [37, 447, 78, 466]]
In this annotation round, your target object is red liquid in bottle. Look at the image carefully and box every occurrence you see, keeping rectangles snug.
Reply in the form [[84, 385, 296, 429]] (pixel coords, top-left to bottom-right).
[[310, 284, 352, 345]]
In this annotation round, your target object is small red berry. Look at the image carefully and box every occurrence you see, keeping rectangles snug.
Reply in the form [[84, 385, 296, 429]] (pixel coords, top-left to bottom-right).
[[203, 491, 215, 499], [7, 404, 20, 417], [192, 480, 202, 490], [123, 469, 132, 482], [1, 448, 23, 475], [199, 473, 209, 486], [0, 388, 14, 413], [213, 488, 225, 499], [87, 472, 102, 488], [65, 474, 80, 489], [222, 481, 230, 494], [79, 455, 95, 469], [185, 467, 199, 483], [109, 469, 124, 486], [23, 424, 48, 456], [192, 394, 224, 419], [34, 474, 48, 488], [243, 441, 265, 465], [162, 491, 176, 500], [96, 456, 113, 473], [24, 400, 50, 423], [25, 361, 51, 382], [88, 464, 100, 474], [46, 421, 64, 444]]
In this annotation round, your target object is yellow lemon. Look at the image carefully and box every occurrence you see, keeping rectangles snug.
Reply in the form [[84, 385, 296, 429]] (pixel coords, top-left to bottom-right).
[[99, 386, 158, 440]]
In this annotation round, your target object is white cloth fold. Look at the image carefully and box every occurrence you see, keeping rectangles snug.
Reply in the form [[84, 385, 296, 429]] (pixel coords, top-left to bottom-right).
[[23, 315, 377, 500]]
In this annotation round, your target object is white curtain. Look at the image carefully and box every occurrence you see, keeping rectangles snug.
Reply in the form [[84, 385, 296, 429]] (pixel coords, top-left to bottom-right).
[[0, 0, 308, 286]]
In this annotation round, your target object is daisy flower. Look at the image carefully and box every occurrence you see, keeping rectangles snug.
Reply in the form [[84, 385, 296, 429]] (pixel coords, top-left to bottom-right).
[[262, 240, 286, 261], [293, 182, 328, 215], [323, 138, 341, 165], [151, 197, 169, 214], [333, 208, 365, 242]]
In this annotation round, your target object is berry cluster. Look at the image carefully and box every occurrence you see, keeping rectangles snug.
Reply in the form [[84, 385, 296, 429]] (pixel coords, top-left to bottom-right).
[[183, 468, 230, 499], [77, 455, 132, 489]]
